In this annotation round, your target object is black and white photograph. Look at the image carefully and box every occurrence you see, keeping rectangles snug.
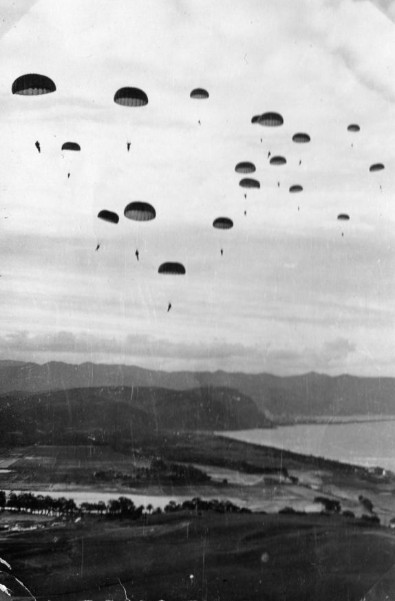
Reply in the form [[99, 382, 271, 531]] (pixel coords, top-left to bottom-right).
[[0, 0, 394, 599]]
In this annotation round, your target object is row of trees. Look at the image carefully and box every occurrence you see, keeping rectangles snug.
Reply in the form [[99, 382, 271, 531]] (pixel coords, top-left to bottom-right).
[[0, 491, 249, 518]]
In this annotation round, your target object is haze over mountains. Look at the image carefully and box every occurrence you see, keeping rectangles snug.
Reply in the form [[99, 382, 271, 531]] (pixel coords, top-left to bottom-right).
[[1, 361, 395, 419]]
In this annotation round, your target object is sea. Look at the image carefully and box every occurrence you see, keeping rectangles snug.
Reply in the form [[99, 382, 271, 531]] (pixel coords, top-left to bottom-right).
[[220, 418, 395, 473]]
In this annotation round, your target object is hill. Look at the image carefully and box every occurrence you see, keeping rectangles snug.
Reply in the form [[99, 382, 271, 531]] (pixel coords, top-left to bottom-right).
[[0, 361, 394, 419], [0, 385, 270, 445]]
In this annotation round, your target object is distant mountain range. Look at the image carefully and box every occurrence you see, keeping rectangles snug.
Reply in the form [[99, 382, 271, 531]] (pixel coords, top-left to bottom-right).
[[0, 386, 270, 445], [0, 360, 394, 419]]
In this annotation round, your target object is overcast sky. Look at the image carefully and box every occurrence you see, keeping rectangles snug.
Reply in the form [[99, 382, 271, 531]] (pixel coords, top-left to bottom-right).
[[0, 0, 394, 375]]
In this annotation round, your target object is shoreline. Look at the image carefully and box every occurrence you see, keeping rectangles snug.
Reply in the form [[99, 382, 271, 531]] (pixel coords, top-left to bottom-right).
[[216, 428, 394, 476]]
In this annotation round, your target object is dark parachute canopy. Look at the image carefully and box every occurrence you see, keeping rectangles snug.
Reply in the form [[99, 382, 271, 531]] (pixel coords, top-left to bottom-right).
[[251, 112, 284, 126], [239, 178, 260, 189], [292, 133, 310, 143], [190, 88, 209, 99], [347, 124, 360, 132], [158, 262, 186, 275], [289, 185, 303, 193], [213, 217, 233, 230], [124, 202, 156, 221], [114, 87, 148, 107], [270, 156, 287, 165], [98, 210, 119, 224], [12, 73, 56, 95], [369, 163, 384, 172], [337, 214, 350, 221], [235, 162, 256, 174], [61, 142, 81, 151]]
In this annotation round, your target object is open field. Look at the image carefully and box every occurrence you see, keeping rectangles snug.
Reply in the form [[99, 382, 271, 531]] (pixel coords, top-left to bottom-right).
[[0, 436, 394, 599], [1, 433, 395, 523], [0, 511, 394, 601]]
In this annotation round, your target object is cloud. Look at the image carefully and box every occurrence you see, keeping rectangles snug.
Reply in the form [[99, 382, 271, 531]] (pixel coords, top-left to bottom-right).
[[315, 0, 395, 102], [0, 330, 261, 363], [353, 0, 395, 23], [0, 0, 37, 41], [0, 330, 382, 377]]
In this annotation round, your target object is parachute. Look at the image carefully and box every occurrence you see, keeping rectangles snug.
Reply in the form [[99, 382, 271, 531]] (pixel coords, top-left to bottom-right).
[[292, 133, 310, 143], [190, 88, 209, 99], [114, 87, 148, 107], [61, 142, 81, 151], [124, 202, 156, 221], [12, 73, 56, 95], [98, 210, 119, 224], [337, 214, 350, 221], [347, 124, 360, 132], [369, 163, 384, 172], [235, 162, 256, 174], [270, 156, 286, 166], [251, 112, 283, 126], [289, 185, 303, 193], [239, 178, 260, 189], [213, 217, 233, 230], [158, 262, 186, 275]]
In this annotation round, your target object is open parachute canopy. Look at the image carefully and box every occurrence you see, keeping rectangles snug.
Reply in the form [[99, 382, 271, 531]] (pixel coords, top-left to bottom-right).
[[347, 124, 360, 132], [114, 87, 148, 106], [239, 178, 260, 189], [235, 162, 256, 174], [251, 112, 284, 126], [337, 213, 350, 221], [213, 217, 233, 230], [289, 185, 303, 193], [190, 88, 209, 99], [369, 163, 384, 172], [270, 156, 287, 166], [12, 73, 56, 95], [158, 262, 186, 275], [124, 202, 156, 221], [61, 142, 81, 151], [98, 210, 119, 224], [292, 133, 310, 143]]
